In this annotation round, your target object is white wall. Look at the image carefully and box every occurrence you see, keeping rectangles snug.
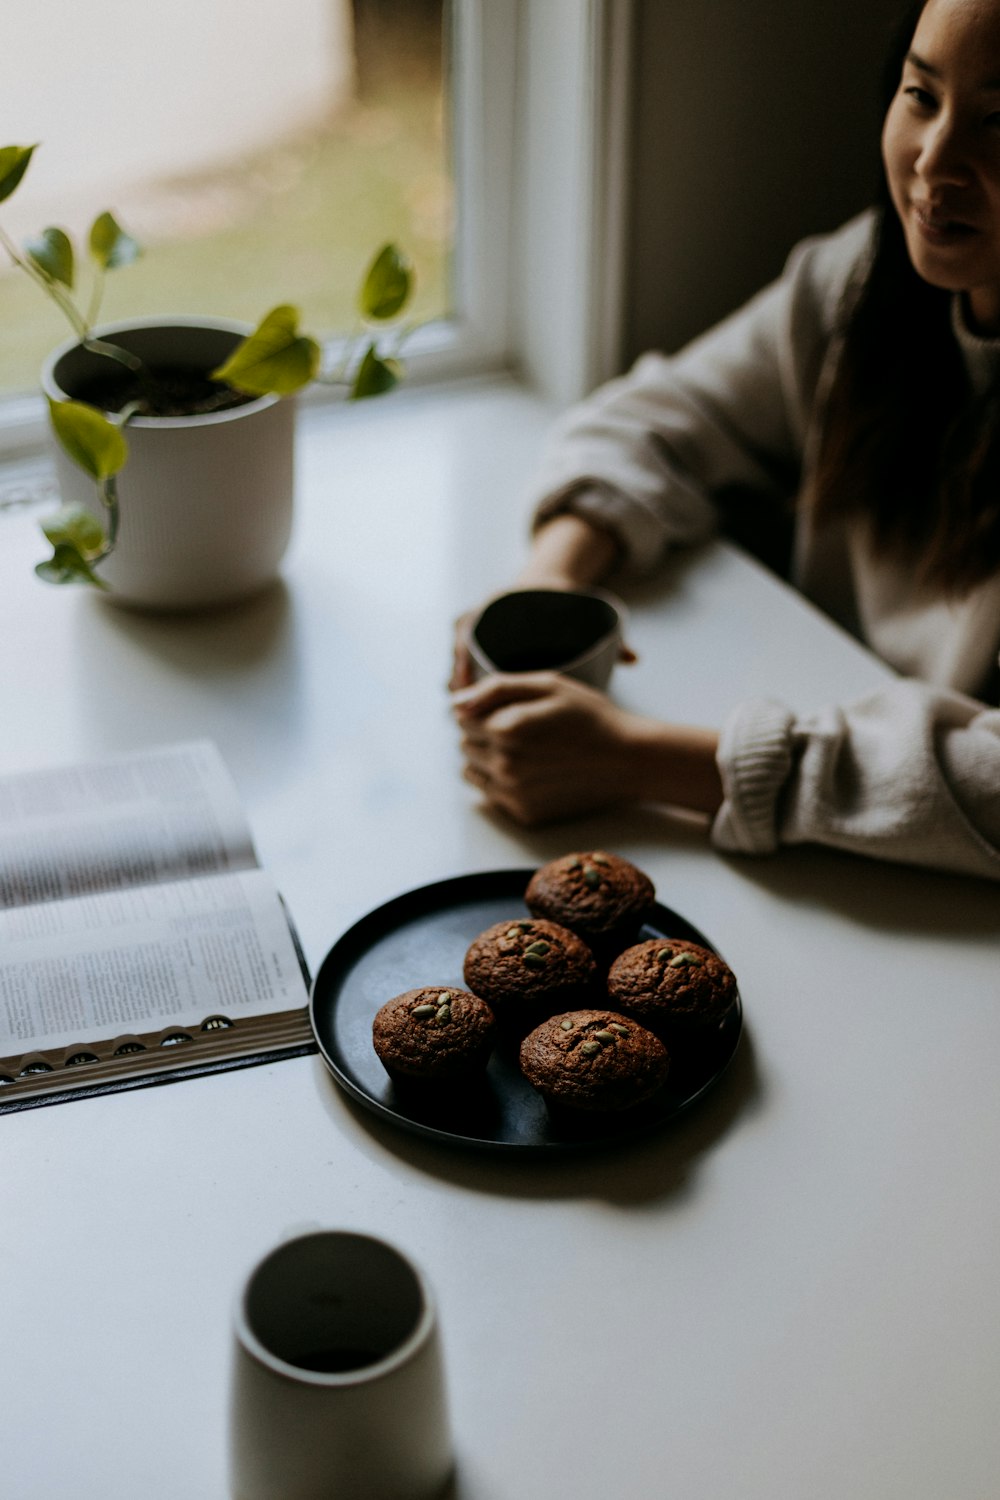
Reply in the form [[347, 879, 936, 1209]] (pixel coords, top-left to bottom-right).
[[622, 0, 905, 361]]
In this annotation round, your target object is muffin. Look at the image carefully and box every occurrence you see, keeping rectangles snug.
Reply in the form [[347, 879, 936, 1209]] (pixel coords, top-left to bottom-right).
[[607, 939, 737, 1043], [463, 917, 597, 1030], [372, 986, 496, 1083], [524, 851, 655, 956], [519, 1008, 670, 1114]]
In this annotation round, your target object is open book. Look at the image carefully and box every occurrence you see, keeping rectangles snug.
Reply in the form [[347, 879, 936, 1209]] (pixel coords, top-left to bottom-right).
[[0, 741, 313, 1112]]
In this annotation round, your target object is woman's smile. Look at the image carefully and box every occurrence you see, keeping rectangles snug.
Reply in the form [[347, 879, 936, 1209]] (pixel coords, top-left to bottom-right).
[[910, 199, 979, 244]]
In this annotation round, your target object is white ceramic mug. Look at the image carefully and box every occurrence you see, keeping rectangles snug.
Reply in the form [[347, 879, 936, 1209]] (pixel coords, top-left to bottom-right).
[[468, 586, 626, 690], [229, 1230, 452, 1500]]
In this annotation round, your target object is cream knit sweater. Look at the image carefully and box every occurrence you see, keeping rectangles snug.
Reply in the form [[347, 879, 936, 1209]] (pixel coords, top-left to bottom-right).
[[530, 213, 1000, 881]]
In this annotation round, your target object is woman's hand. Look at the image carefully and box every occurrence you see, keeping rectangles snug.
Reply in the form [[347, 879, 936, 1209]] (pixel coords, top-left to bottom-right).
[[452, 671, 723, 826]]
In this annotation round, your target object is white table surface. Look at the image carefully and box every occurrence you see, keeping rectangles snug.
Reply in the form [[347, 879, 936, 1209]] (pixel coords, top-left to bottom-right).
[[2, 379, 998, 1500]]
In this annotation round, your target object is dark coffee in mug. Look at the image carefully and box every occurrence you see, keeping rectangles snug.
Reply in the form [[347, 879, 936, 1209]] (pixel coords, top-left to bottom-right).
[[288, 1346, 383, 1373], [468, 587, 624, 689]]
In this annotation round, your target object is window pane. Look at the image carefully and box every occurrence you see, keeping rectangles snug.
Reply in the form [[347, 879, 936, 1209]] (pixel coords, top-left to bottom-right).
[[0, 0, 451, 396]]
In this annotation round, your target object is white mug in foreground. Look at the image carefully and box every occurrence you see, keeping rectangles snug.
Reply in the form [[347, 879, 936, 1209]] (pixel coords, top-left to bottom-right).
[[468, 586, 626, 691], [229, 1231, 452, 1500]]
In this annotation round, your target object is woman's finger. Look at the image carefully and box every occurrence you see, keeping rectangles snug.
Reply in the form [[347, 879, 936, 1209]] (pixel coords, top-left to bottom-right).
[[459, 737, 497, 774], [450, 671, 564, 721], [448, 612, 477, 691], [461, 762, 535, 825], [459, 723, 495, 752]]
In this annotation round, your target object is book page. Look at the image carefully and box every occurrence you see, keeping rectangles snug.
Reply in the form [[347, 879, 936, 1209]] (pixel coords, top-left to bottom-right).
[[0, 869, 307, 1056], [0, 742, 257, 910]]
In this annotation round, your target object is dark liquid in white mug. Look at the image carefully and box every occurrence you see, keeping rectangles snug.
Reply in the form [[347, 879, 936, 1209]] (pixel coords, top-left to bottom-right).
[[289, 1346, 383, 1373], [473, 589, 618, 677], [489, 647, 572, 672]]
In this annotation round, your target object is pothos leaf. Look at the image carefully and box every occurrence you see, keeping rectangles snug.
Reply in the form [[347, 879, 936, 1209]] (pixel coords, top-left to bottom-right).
[[358, 244, 413, 321], [88, 211, 141, 271], [0, 144, 36, 204], [25, 226, 74, 288], [40, 503, 107, 558], [350, 343, 402, 400], [211, 305, 320, 396], [35, 542, 108, 588], [48, 398, 129, 481]]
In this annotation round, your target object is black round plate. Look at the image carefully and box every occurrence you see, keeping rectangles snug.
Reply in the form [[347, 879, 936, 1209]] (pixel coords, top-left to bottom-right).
[[309, 869, 742, 1154]]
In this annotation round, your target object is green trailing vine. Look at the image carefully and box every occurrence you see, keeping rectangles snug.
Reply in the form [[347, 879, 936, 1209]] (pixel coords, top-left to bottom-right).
[[0, 143, 415, 587]]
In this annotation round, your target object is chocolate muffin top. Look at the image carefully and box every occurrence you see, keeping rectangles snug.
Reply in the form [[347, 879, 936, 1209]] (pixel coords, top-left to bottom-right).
[[606, 939, 737, 1036], [519, 1008, 669, 1113], [463, 917, 597, 1017], [372, 986, 496, 1081], [524, 851, 655, 948]]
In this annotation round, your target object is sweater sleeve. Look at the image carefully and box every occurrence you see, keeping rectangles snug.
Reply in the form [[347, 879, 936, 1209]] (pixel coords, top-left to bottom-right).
[[530, 214, 874, 575], [712, 680, 1000, 881]]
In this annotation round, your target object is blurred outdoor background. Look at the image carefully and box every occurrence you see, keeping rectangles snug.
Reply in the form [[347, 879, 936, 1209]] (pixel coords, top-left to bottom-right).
[[1, 0, 451, 394]]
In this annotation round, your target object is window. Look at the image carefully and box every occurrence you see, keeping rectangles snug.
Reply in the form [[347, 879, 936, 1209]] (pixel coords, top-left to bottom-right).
[[1, 2, 452, 391], [0, 1, 632, 458]]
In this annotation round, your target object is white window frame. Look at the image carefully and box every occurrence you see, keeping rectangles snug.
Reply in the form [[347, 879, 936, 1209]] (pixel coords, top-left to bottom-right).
[[330, 0, 634, 405], [0, 0, 632, 461], [509, 0, 635, 406]]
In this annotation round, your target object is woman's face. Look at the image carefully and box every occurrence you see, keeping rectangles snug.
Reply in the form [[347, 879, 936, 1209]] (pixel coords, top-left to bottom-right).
[[882, 0, 1000, 331]]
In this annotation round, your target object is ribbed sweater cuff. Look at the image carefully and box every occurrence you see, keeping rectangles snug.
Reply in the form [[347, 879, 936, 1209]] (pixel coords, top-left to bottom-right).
[[711, 699, 796, 854]]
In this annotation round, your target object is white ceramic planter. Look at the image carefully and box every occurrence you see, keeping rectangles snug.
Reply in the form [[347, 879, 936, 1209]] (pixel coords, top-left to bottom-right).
[[41, 317, 296, 611]]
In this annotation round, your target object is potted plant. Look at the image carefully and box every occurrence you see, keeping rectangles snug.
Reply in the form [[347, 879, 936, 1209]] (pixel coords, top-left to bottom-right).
[[0, 142, 415, 609]]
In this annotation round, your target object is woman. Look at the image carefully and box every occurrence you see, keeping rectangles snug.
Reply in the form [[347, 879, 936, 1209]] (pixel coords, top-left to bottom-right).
[[452, 0, 1000, 881]]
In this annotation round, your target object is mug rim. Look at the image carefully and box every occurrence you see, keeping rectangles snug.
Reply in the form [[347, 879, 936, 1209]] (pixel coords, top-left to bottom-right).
[[468, 584, 626, 679], [233, 1229, 437, 1388]]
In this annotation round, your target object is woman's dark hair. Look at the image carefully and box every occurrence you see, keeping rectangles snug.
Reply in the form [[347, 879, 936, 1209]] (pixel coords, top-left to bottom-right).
[[808, 0, 1000, 593]]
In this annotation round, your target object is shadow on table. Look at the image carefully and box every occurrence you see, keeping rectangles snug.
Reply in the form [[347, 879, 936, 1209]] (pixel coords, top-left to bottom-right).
[[320, 1021, 762, 1210], [465, 799, 716, 872], [87, 575, 295, 672], [72, 578, 305, 768], [432, 1458, 505, 1500], [436, 1457, 515, 1500], [723, 843, 1000, 940]]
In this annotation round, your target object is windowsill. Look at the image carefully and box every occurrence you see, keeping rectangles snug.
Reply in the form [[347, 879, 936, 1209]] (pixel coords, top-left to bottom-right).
[[0, 315, 519, 467], [291, 372, 562, 598], [1, 374, 564, 593]]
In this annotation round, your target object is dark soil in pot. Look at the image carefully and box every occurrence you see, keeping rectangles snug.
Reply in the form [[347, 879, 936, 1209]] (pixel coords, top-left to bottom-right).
[[74, 363, 256, 418]]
